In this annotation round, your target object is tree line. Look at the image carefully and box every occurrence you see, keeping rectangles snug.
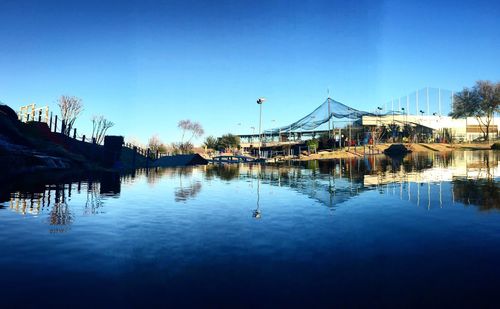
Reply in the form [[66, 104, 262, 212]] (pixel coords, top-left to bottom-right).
[[203, 134, 240, 152]]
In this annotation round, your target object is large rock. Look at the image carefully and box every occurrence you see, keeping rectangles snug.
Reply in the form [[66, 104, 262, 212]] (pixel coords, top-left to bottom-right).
[[384, 144, 412, 156]]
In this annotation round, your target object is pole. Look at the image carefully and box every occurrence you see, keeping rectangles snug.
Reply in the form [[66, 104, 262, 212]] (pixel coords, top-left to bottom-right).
[[426, 87, 429, 116], [348, 124, 351, 151], [416, 89, 419, 116], [328, 97, 331, 139], [438, 88, 441, 116], [405, 98, 408, 132], [258, 101, 262, 158], [406, 95, 409, 117]]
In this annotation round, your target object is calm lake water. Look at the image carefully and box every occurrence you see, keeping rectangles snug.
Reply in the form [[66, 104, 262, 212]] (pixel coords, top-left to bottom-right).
[[1, 150, 499, 307]]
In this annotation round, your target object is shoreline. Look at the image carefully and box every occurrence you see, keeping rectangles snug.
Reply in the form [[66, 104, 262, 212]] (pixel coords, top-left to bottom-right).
[[289, 142, 496, 161]]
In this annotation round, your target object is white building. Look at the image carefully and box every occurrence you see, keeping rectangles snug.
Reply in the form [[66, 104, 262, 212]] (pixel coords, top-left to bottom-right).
[[361, 114, 499, 141]]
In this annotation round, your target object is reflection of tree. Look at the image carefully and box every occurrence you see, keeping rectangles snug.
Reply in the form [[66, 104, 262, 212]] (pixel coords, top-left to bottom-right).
[[385, 152, 455, 175], [84, 181, 103, 215], [49, 185, 73, 233], [452, 179, 500, 210], [477, 152, 494, 180], [171, 166, 202, 203], [122, 167, 195, 186], [49, 202, 72, 228], [205, 164, 240, 181], [175, 181, 202, 202], [146, 168, 165, 186]]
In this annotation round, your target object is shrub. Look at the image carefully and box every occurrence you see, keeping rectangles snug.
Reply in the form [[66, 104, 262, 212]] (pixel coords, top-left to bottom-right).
[[307, 139, 319, 153]]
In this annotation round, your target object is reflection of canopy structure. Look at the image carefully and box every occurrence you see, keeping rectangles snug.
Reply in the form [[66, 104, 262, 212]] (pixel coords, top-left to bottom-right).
[[264, 98, 402, 134]]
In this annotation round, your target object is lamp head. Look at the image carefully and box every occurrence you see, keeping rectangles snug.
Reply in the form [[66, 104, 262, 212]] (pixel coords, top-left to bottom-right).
[[257, 98, 266, 104]]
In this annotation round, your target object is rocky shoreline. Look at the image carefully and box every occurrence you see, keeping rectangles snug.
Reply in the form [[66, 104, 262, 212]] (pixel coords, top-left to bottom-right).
[[0, 104, 110, 181]]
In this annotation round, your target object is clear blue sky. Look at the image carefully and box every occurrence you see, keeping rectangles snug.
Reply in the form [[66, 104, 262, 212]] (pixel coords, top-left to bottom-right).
[[1, 0, 499, 144]]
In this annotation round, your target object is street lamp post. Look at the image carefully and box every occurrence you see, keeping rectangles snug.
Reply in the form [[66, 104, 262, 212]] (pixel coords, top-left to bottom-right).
[[257, 98, 266, 158], [433, 112, 439, 142], [376, 107, 383, 145], [419, 110, 425, 143], [401, 107, 406, 142], [250, 126, 256, 145], [271, 119, 276, 142]]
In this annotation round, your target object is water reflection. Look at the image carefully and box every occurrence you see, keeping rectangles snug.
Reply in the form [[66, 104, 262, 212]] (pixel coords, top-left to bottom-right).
[[203, 150, 499, 211], [175, 181, 202, 202], [253, 177, 262, 219], [84, 180, 104, 216], [3, 172, 122, 232], [1, 151, 499, 231], [453, 179, 499, 210]]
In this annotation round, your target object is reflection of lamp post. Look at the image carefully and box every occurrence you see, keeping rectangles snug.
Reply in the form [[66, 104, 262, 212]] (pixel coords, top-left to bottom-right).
[[257, 98, 266, 158], [253, 176, 262, 219]]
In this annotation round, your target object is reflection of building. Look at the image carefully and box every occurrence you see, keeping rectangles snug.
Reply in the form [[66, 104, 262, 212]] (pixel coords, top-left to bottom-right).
[[5, 174, 122, 232], [364, 151, 500, 186], [9, 185, 74, 233], [209, 151, 499, 211]]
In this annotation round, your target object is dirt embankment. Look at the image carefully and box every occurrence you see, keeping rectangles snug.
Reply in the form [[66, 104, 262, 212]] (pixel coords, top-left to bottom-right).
[[0, 104, 98, 179]]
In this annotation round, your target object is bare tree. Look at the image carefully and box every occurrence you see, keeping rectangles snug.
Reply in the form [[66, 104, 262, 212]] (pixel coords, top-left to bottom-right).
[[177, 119, 204, 143], [58, 95, 83, 135], [148, 134, 167, 153], [178, 119, 191, 143], [91, 115, 114, 144], [188, 122, 204, 142]]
